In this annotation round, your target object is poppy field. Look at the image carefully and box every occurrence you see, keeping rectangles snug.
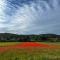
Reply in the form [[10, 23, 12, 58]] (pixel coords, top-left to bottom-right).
[[0, 42, 60, 60]]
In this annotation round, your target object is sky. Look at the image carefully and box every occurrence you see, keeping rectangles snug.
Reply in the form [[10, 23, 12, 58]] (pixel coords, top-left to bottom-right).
[[0, 0, 60, 34]]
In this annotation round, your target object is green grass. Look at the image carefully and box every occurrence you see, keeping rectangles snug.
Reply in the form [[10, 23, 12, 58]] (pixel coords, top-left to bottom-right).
[[0, 42, 59, 46], [0, 47, 60, 60], [0, 42, 60, 60], [0, 42, 19, 47], [37, 42, 60, 45]]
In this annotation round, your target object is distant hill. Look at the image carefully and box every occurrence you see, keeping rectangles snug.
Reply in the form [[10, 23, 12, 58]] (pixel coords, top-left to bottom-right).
[[0, 33, 60, 42]]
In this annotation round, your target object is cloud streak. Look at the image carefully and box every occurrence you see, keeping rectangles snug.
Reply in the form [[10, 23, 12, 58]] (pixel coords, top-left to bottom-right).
[[0, 0, 60, 34]]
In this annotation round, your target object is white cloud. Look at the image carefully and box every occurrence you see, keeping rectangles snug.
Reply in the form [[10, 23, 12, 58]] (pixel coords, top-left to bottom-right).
[[0, 0, 7, 33], [7, 3, 40, 34], [0, 0, 60, 34]]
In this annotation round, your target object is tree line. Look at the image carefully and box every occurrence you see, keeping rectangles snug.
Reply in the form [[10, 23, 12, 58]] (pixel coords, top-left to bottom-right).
[[0, 33, 60, 42]]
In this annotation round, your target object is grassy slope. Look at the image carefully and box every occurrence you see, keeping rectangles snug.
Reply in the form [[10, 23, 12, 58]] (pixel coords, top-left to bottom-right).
[[0, 42, 60, 60]]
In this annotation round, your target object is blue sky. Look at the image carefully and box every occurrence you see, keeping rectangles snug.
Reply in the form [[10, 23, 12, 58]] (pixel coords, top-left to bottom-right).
[[0, 0, 60, 34]]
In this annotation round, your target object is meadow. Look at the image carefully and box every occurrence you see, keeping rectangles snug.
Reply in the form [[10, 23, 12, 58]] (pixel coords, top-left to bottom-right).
[[0, 42, 60, 60]]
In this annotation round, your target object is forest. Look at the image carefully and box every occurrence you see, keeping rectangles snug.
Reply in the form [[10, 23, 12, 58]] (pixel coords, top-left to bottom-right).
[[0, 33, 60, 42]]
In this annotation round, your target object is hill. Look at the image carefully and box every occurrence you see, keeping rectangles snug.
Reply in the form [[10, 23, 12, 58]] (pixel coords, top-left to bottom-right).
[[0, 33, 60, 42]]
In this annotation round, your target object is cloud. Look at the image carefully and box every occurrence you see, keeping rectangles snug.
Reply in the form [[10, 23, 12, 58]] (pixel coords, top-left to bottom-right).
[[0, 0, 60, 34], [0, 0, 7, 32]]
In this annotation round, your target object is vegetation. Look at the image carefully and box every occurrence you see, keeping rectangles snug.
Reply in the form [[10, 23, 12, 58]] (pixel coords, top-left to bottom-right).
[[0, 33, 60, 42], [0, 42, 60, 60], [0, 42, 19, 47]]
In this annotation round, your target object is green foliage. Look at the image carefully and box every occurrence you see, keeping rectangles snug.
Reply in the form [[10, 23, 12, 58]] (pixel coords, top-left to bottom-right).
[[0, 33, 60, 42]]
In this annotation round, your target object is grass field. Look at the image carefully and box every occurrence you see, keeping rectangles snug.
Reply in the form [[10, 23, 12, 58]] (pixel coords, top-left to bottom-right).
[[0, 42, 60, 60], [0, 42, 19, 47]]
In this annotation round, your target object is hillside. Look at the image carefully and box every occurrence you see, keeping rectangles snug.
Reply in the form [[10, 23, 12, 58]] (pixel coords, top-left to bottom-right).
[[0, 33, 60, 42]]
